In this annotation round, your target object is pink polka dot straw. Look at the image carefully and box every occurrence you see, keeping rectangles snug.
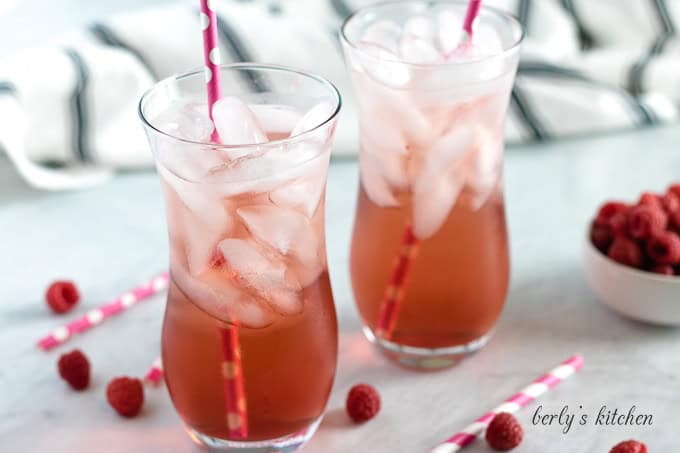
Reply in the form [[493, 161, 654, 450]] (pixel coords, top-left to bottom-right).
[[198, 0, 249, 438], [144, 357, 164, 386], [36, 273, 169, 351], [429, 355, 584, 453]]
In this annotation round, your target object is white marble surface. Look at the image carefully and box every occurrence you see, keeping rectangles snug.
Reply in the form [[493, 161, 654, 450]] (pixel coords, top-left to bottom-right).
[[2, 126, 680, 452]]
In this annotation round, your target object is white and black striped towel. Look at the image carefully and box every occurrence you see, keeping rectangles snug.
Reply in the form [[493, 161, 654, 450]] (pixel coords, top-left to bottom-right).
[[0, 0, 678, 190]]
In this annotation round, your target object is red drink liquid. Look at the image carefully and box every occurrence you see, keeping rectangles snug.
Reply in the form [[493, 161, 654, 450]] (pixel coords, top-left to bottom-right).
[[162, 272, 337, 440], [351, 187, 510, 350]]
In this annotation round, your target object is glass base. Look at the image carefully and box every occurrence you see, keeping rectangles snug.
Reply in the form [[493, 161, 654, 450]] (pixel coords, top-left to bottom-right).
[[185, 416, 322, 452], [363, 326, 493, 370]]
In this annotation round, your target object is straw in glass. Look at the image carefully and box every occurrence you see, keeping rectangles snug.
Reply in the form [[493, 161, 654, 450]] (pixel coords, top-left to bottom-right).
[[199, 0, 249, 438], [374, 0, 484, 341]]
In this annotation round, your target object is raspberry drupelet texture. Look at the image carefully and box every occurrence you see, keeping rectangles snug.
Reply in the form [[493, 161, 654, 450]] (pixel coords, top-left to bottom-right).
[[485, 413, 523, 451], [46, 281, 80, 314], [106, 377, 144, 417], [609, 439, 647, 453], [346, 383, 380, 423], [57, 349, 90, 390], [637, 192, 661, 208], [646, 232, 680, 265], [661, 191, 680, 213], [608, 237, 643, 268], [627, 205, 667, 240]]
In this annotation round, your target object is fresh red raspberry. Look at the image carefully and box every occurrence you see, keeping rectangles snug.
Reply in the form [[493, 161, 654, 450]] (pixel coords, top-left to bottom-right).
[[651, 264, 675, 276], [46, 281, 80, 314], [346, 384, 380, 423], [661, 191, 680, 213], [637, 192, 661, 208], [106, 377, 144, 417], [57, 349, 90, 390], [590, 223, 614, 252], [485, 413, 523, 451], [609, 439, 647, 453], [627, 205, 667, 239], [646, 232, 680, 265], [608, 237, 643, 268], [595, 202, 628, 227]]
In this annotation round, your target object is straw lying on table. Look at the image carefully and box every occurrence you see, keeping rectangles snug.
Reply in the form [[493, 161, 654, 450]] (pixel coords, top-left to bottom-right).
[[36, 273, 169, 351], [199, 0, 249, 438], [144, 357, 164, 386], [429, 355, 585, 453]]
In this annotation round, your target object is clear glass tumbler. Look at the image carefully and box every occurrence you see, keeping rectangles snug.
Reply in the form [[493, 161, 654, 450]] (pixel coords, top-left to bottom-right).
[[139, 64, 341, 451], [342, 2, 523, 369]]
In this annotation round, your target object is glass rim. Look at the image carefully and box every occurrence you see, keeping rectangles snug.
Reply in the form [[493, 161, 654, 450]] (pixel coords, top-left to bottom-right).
[[340, 0, 525, 68], [138, 63, 342, 149]]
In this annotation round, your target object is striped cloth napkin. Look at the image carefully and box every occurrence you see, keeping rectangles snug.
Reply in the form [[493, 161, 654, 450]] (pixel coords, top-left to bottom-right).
[[0, 0, 678, 190]]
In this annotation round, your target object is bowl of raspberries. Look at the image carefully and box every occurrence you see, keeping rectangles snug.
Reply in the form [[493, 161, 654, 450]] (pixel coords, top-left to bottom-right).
[[585, 184, 680, 325]]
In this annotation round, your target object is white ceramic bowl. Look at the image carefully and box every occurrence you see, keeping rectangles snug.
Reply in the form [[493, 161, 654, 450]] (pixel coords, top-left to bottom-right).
[[584, 234, 680, 326]]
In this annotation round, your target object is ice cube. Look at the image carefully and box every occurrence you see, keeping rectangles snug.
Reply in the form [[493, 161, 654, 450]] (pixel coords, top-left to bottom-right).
[[361, 20, 402, 53], [152, 100, 215, 142], [403, 15, 435, 43], [411, 126, 474, 239], [356, 42, 411, 87], [183, 206, 234, 275], [212, 96, 267, 146], [361, 131, 409, 190], [270, 154, 328, 218], [468, 128, 503, 210], [237, 205, 320, 270], [290, 102, 335, 139], [437, 9, 463, 54], [399, 34, 442, 64], [359, 152, 399, 208], [250, 104, 302, 134], [218, 238, 303, 315], [171, 258, 275, 328]]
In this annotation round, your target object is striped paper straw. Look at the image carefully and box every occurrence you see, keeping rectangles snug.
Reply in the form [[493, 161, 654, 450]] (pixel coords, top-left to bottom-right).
[[429, 355, 584, 453], [375, 226, 419, 339], [198, 0, 249, 438], [462, 0, 483, 38], [37, 273, 169, 351], [220, 327, 248, 438], [144, 357, 164, 386]]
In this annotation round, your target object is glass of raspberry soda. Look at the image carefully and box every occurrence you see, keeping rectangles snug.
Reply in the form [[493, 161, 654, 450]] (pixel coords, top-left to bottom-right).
[[139, 64, 341, 451], [341, 2, 523, 368]]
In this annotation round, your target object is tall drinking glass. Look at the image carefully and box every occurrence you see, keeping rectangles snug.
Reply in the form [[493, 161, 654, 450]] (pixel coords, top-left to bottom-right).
[[341, 2, 523, 369], [139, 64, 341, 451]]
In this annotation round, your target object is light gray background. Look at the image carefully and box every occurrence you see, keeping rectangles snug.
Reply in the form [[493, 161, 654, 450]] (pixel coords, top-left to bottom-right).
[[1, 1, 679, 452]]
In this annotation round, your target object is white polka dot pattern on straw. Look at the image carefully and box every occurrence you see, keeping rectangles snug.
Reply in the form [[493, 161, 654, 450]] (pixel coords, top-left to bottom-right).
[[428, 355, 584, 453], [36, 273, 170, 351]]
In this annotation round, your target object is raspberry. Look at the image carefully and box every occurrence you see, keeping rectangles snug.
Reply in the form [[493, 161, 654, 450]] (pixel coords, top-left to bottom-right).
[[590, 223, 614, 252], [106, 377, 144, 417], [651, 264, 675, 276], [661, 191, 680, 213], [595, 202, 628, 227], [646, 232, 680, 265], [46, 281, 80, 314], [57, 349, 90, 390], [485, 413, 523, 451], [637, 192, 661, 208], [610, 440, 647, 453], [627, 205, 667, 240], [346, 384, 380, 423], [608, 237, 643, 268]]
